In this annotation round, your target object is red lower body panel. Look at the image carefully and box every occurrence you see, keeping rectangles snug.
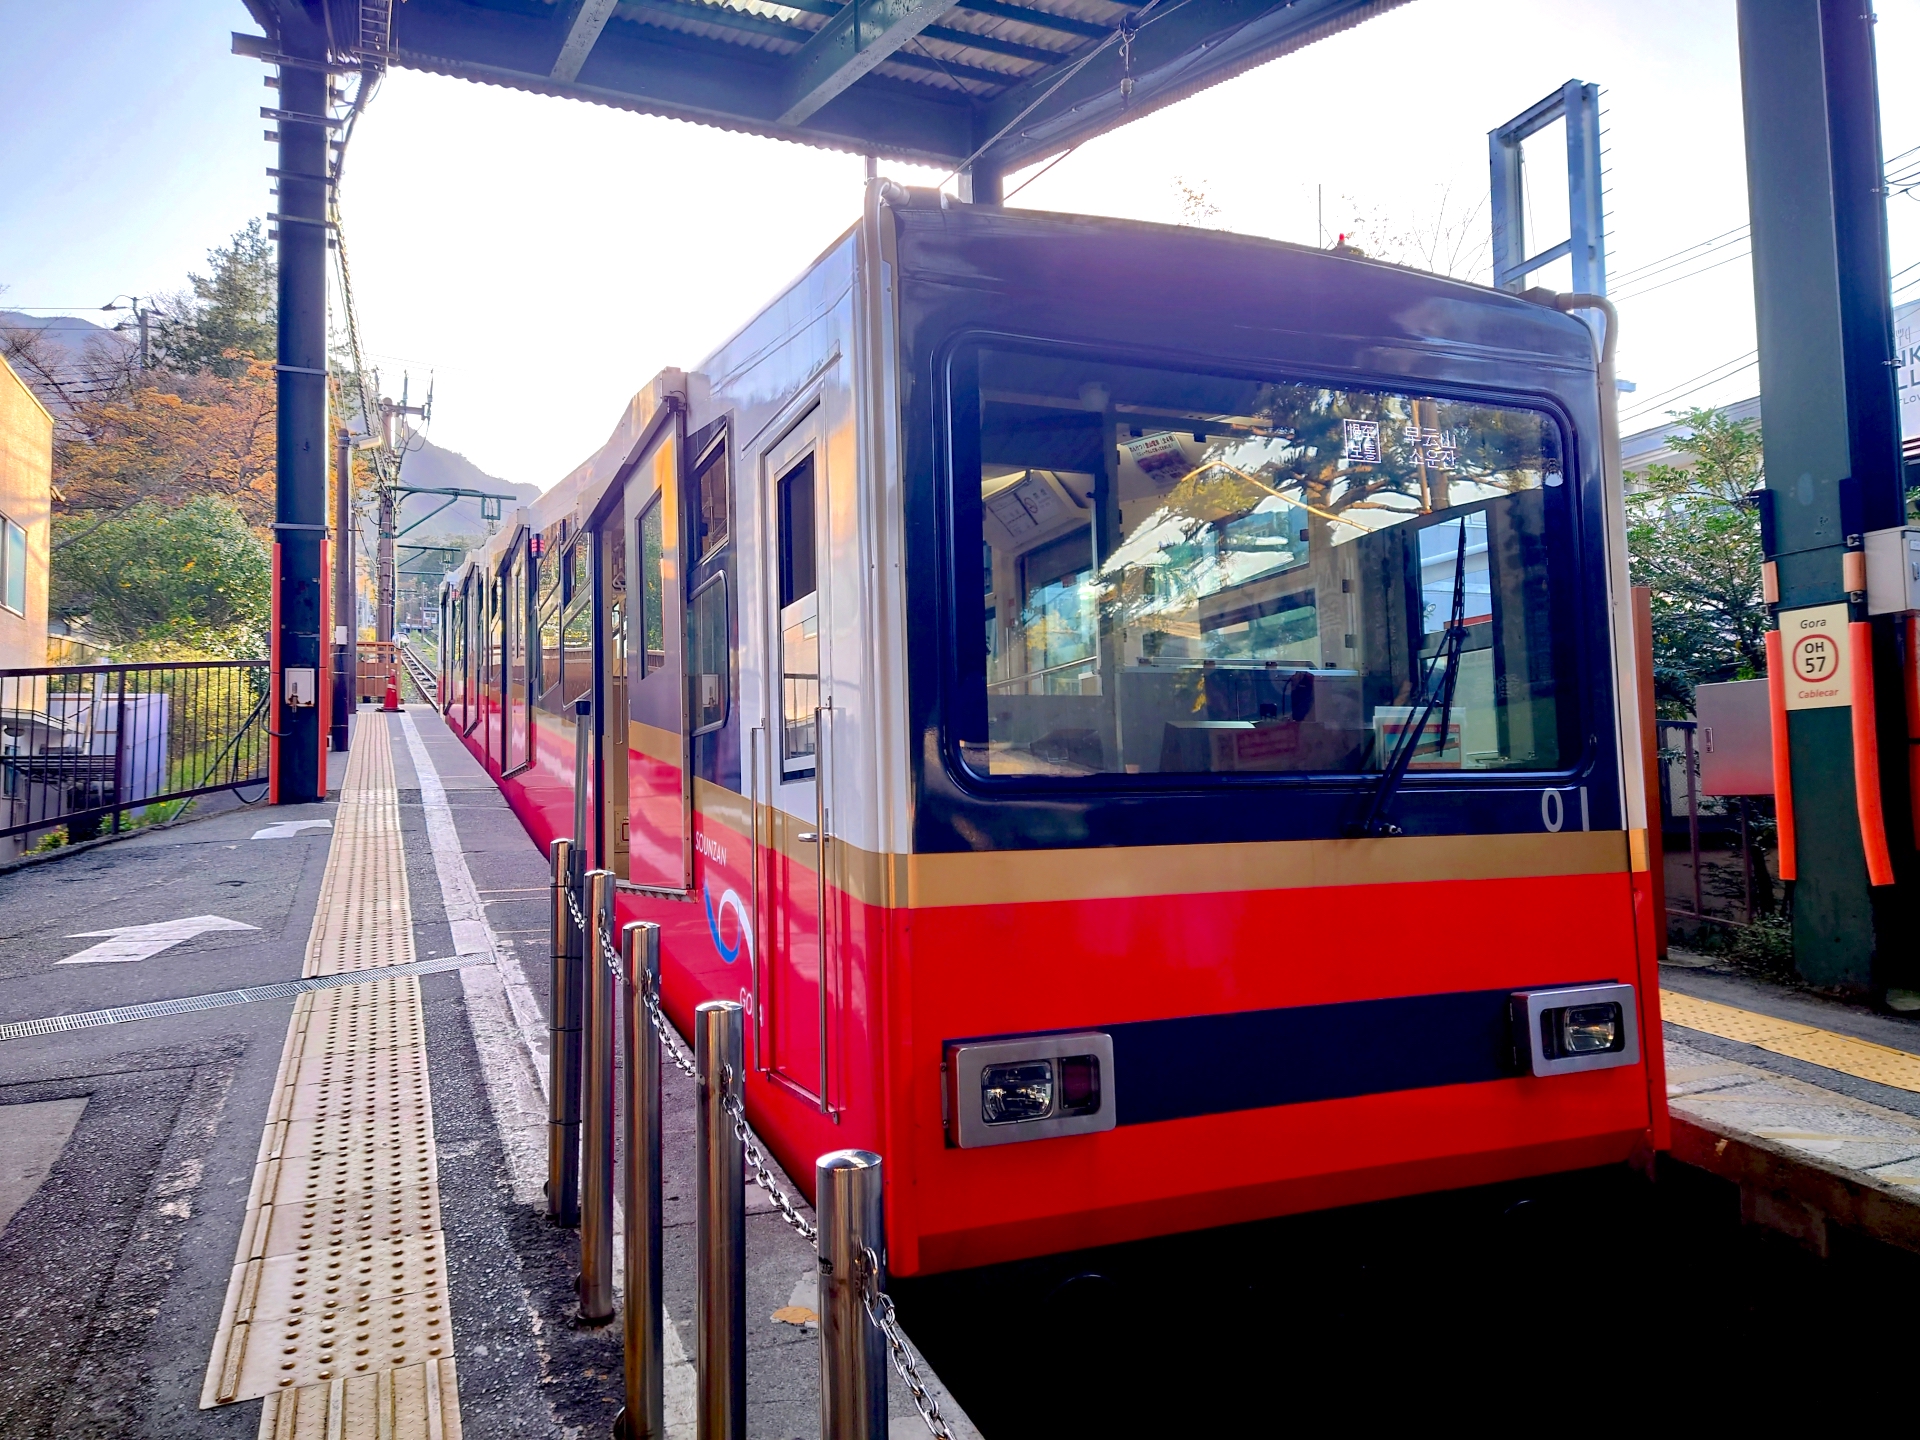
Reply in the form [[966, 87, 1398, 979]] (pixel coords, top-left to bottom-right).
[[445, 711, 1664, 1278]]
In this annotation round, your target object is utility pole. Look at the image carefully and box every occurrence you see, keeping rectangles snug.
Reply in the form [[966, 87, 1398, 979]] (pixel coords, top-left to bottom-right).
[[332, 426, 353, 750], [134, 301, 151, 370]]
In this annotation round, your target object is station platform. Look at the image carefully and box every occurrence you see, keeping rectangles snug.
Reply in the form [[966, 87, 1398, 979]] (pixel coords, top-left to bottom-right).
[[1659, 958, 1920, 1257], [0, 707, 974, 1439]]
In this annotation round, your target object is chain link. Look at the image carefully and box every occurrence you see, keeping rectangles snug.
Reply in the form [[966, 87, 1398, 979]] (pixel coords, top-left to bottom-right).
[[637, 969, 698, 1079], [861, 1248, 954, 1440], [721, 1078, 817, 1244], [563, 879, 629, 986]]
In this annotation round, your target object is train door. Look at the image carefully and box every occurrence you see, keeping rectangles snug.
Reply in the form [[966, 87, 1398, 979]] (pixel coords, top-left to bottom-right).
[[623, 412, 692, 891], [758, 411, 833, 1110]]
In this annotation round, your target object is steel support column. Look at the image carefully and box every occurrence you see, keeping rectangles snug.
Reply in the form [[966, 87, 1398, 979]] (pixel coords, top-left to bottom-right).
[[1739, 0, 1911, 992], [332, 426, 353, 750], [272, 19, 330, 803]]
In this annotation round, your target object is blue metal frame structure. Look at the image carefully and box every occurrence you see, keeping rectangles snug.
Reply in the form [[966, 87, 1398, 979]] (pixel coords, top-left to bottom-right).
[[1489, 79, 1606, 297]]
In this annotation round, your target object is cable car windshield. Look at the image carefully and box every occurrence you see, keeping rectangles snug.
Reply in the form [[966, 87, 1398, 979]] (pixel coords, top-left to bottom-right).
[[948, 343, 1580, 782]]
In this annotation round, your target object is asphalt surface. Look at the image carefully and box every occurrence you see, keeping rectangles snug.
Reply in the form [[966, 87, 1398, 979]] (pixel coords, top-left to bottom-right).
[[0, 772, 331, 1439]]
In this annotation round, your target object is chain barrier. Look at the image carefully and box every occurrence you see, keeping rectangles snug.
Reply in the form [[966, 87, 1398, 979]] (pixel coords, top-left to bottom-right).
[[563, 875, 949, 1437], [860, 1247, 954, 1440], [719, 1076, 817, 1244]]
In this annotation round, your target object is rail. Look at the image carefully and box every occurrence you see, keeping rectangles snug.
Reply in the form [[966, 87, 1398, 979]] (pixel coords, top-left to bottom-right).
[[555, 860, 954, 1439], [397, 640, 438, 706], [0, 660, 270, 845]]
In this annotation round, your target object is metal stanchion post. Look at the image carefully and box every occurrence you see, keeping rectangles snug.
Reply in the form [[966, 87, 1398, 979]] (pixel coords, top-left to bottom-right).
[[695, 1001, 746, 1440], [548, 837, 581, 1225], [618, 921, 664, 1440], [579, 868, 617, 1323], [817, 1150, 887, 1440]]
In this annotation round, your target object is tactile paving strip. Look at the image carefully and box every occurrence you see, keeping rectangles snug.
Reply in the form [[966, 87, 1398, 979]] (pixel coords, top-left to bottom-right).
[[202, 718, 463, 1437], [1663, 989, 1920, 1094]]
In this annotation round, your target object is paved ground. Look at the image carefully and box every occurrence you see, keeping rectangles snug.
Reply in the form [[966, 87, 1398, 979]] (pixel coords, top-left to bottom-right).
[[0, 710, 966, 1439]]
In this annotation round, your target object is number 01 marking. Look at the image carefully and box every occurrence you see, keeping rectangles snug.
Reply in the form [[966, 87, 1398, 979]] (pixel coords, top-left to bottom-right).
[[1541, 790, 1564, 832]]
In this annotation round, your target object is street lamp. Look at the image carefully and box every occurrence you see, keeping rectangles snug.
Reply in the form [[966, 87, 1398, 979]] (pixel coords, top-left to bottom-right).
[[101, 295, 152, 369]]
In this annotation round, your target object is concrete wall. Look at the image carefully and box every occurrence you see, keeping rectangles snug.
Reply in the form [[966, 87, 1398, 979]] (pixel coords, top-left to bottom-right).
[[0, 355, 53, 670]]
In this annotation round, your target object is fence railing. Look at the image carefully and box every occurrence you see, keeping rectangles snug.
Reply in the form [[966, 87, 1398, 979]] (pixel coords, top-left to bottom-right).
[[0, 660, 270, 844], [553, 849, 954, 1440], [1658, 717, 1776, 929]]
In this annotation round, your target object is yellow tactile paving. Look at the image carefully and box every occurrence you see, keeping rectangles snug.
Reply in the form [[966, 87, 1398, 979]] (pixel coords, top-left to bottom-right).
[[202, 718, 463, 1437], [1662, 989, 1920, 1094], [257, 1360, 461, 1440]]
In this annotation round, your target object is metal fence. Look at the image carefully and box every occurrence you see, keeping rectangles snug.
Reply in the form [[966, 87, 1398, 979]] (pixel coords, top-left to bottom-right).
[[0, 660, 270, 844], [1658, 718, 1777, 929], [551, 846, 954, 1440]]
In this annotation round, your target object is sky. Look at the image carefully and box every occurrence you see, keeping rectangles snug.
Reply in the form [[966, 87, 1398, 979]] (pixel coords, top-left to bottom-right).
[[4, 0, 1919, 490]]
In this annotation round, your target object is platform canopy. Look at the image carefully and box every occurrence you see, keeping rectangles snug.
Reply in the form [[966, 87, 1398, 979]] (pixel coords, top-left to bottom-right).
[[244, 0, 1405, 181]]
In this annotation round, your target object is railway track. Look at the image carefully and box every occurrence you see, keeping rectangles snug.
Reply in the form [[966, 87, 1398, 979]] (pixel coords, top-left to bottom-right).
[[397, 639, 438, 706]]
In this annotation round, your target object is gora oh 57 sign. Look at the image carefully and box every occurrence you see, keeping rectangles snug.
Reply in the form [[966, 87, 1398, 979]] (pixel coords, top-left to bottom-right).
[[1779, 603, 1852, 710]]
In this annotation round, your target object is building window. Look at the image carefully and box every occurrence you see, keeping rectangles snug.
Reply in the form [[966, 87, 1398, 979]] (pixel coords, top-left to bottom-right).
[[1, 514, 25, 616]]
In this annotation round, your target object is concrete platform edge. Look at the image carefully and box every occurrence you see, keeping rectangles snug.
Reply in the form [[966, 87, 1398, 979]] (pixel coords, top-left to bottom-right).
[[1669, 1111, 1920, 1257]]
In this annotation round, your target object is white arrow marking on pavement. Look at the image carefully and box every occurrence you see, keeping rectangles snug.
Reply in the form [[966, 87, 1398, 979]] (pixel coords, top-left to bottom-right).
[[251, 819, 333, 840], [59, 915, 259, 965]]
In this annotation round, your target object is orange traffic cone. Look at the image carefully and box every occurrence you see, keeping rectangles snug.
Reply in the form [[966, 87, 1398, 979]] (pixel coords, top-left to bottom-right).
[[383, 667, 401, 712]]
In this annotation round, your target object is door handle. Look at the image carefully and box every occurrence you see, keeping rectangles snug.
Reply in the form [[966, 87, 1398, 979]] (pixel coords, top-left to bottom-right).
[[796, 831, 823, 843]]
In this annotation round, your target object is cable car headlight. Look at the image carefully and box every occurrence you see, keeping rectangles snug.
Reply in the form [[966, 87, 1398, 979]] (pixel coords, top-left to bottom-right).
[[982, 1062, 1053, 1124], [945, 1033, 1116, 1148], [1559, 1003, 1622, 1055], [1511, 983, 1640, 1077]]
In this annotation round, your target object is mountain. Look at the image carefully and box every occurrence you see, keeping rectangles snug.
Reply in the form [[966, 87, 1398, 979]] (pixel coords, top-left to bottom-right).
[[387, 432, 539, 545], [0, 311, 135, 406]]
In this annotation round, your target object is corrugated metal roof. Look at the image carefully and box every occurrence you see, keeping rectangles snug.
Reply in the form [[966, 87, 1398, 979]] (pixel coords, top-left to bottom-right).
[[251, 0, 1407, 171]]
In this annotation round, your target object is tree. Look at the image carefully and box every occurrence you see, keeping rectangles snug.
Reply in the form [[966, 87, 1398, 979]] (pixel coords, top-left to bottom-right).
[[50, 497, 270, 657], [1624, 407, 1768, 713], [50, 359, 277, 529], [154, 220, 277, 377]]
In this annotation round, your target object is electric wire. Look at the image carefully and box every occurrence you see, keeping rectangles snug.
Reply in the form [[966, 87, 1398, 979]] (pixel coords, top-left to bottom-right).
[[1619, 350, 1760, 428], [937, 0, 1192, 190], [1002, 141, 1081, 201], [1613, 246, 1752, 303]]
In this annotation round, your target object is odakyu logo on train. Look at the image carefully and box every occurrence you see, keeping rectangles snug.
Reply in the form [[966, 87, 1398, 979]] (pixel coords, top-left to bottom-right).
[[703, 880, 752, 966]]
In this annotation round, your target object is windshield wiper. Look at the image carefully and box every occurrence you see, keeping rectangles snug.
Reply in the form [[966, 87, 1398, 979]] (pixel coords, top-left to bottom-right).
[[1353, 522, 1470, 838]]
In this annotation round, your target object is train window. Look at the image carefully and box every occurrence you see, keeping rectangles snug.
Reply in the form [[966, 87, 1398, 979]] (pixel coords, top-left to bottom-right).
[[690, 573, 729, 734], [690, 435, 730, 559], [778, 455, 819, 777], [562, 539, 594, 704], [505, 546, 530, 773], [949, 345, 1576, 781], [636, 497, 665, 677], [537, 547, 563, 713], [607, 520, 627, 695]]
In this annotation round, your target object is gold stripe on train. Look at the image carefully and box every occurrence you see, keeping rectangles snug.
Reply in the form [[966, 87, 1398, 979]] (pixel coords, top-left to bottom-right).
[[684, 779, 1630, 909], [630, 718, 681, 766]]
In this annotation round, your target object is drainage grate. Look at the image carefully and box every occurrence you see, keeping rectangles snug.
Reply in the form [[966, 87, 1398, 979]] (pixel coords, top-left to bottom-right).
[[0, 955, 481, 1042]]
